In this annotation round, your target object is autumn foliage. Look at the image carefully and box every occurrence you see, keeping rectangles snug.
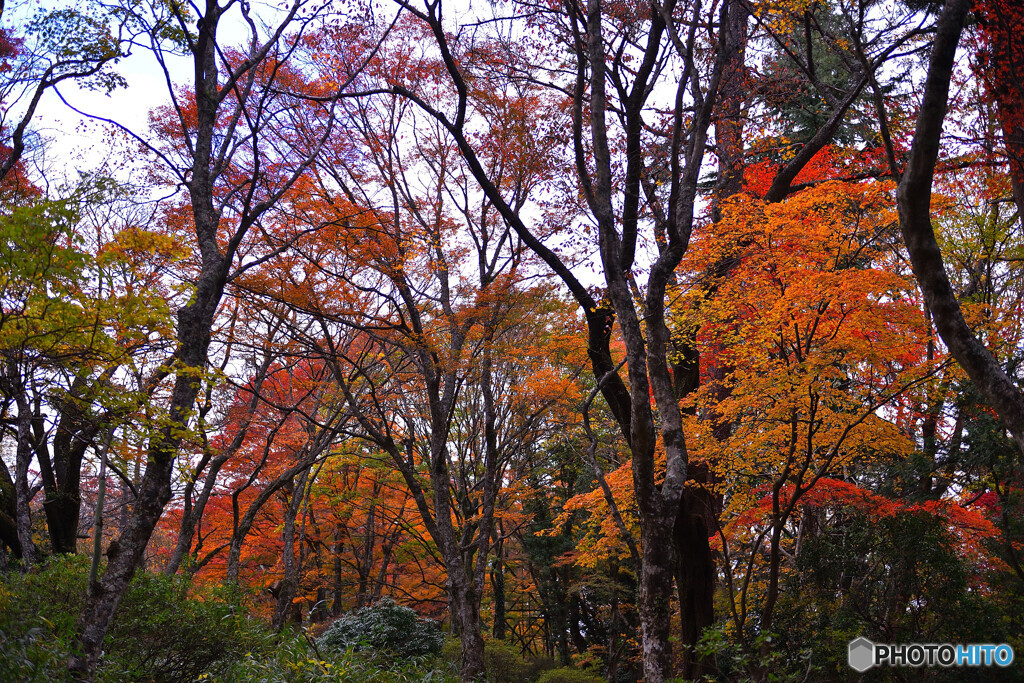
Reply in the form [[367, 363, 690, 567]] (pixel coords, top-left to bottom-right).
[[2, 0, 1024, 681]]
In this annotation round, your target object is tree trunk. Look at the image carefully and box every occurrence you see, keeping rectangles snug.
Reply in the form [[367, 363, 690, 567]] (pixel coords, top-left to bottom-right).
[[0, 457, 22, 558], [332, 526, 345, 616], [638, 516, 676, 683], [12, 385, 38, 564], [386, 0, 732, 676], [164, 454, 227, 575], [273, 469, 309, 631], [977, 0, 1024, 222], [491, 541, 506, 640], [225, 454, 322, 585], [66, 0, 334, 672], [355, 482, 378, 608], [675, 489, 716, 680], [449, 568, 486, 681], [41, 375, 100, 555], [431, 443, 486, 681]]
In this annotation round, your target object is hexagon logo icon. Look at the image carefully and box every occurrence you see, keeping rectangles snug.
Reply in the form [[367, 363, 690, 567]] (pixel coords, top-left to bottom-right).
[[848, 637, 875, 672]]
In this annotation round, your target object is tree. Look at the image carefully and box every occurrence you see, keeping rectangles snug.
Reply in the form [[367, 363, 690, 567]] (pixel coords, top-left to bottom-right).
[[67, 0, 365, 675], [235, 79, 587, 673], [974, 0, 1024, 220], [681, 180, 937, 676], [365, 1, 733, 676], [0, 3, 124, 182], [895, 0, 1024, 459], [0, 182, 176, 563]]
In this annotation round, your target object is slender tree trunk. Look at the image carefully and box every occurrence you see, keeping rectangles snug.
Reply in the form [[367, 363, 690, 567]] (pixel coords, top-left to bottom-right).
[[332, 526, 345, 616], [225, 455, 322, 585], [431, 445, 486, 680], [88, 432, 114, 590], [491, 539, 506, 640], [273, 469, 309, 631], [11, 387, 38, 565], [760, 521, 784, 636], [356, 484, 377, 608], [67, 0, 333, 672], [164, 454, 227, 575]]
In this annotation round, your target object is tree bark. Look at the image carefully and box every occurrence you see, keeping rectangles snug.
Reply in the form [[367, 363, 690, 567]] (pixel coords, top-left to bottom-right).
[[273, 469, 309, 631], [490, 536, 506, 641], [638, 518, 676, 683], [0, 457, 22, 558], [675, 485, 716, 680], [40, 376, 102, 555], [429, 423, 487, 681], [12, 387, 38, 564]]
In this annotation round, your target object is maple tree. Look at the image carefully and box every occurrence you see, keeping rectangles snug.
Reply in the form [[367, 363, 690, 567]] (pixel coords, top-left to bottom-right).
[[206, 64, 593, 676], [376, 0, 930, 678], [679, 180, 935, 670]]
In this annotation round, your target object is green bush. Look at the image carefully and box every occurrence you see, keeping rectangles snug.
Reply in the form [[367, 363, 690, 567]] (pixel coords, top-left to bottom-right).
[[521, 653, 558, 680], [536, 667, 606, 683], [102, 571, 252, 682], [0, 554, 90, 681], [316, 598, 444, 659], [0, 625, 69, 682], [441, 636, 561, 683], [219, 628, 459, 682], [483, 637, 525, 683], [0, 555, 260, 682]]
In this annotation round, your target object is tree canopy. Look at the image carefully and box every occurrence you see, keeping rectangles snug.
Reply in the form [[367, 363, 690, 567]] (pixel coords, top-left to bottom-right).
[[1, 0, 1023, 681]]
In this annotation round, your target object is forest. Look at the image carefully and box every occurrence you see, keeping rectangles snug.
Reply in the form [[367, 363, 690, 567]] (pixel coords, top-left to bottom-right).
[[0, 0, 1022, 680]]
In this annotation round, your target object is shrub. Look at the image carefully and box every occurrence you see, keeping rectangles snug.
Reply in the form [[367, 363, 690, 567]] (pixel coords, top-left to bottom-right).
[[521, 653, 558, 680], [483, 638, 525, 683], [222, 628, 458, 682], [440, 636, 547, 683], [102, 571, 252, 682], [316, 598, 444, 658], [0, 555, 89, 681], [0, 555, 258, 682], [536, 667, 606, 683], [0, 625, 68, 682]]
